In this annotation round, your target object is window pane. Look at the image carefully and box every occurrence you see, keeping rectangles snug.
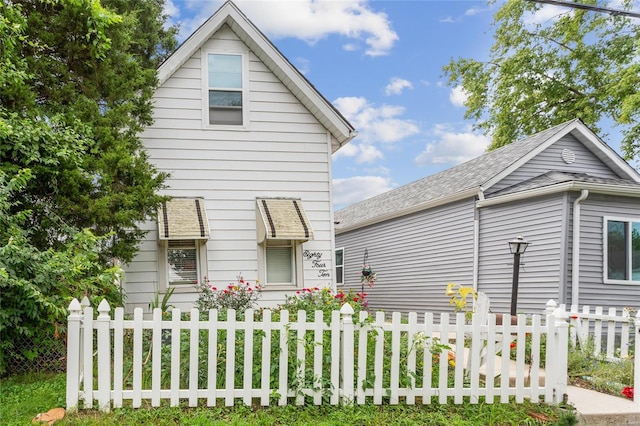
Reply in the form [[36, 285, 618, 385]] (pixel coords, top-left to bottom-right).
[[607, 221, 628, 280], [336, 266, 343, 284], [208, 54, 242, 88], [209, 91, 242, 107], [209, 107, 242, 125], [267, 246, 293, 283], [168, 240, 198, 285], [335, 249, 343, 266], [632, 222, 640, 281]]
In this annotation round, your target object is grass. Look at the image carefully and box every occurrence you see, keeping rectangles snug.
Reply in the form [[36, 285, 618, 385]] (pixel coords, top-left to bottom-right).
[[567, 341, 635, 397], [1, 372, 578, 425]]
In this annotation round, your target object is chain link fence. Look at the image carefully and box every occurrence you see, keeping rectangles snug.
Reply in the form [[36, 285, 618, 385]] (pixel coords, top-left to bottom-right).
[[4, 333, 67, 376]]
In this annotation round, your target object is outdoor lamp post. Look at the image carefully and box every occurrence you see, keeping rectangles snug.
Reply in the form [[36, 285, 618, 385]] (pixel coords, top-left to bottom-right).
[[508, 235, 529, 316]]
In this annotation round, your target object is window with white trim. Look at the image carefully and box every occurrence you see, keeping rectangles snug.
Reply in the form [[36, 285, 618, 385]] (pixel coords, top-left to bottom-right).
[[335, 248, 344, 285], [167, 240, 200, 286], [266, 240, 296, 285], [604, 217, 640, 284], [207, 53, 243, 125]]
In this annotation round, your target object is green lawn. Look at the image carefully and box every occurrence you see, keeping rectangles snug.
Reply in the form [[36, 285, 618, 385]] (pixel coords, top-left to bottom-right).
[[1, 372, 577, 425]]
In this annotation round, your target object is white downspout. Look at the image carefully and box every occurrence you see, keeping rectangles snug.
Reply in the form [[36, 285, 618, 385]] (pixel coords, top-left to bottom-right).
[[473, 190, 485, 290], [571, 190, 589, 306]]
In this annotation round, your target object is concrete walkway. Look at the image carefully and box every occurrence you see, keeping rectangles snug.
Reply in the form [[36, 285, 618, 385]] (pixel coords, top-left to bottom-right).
[[566, 385, 640, 426]]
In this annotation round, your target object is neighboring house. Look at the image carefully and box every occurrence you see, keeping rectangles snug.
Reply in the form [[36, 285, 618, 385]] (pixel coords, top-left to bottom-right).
[[335, 119, 640, 316], [123, 1, 356, 312]]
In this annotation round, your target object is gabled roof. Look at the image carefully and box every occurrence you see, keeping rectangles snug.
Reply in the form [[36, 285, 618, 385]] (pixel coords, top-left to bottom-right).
[[157, 1, 355, 152], [335, 119, 640, 233]]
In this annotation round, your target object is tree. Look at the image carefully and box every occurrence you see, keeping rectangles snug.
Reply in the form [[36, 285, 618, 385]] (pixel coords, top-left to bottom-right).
[[0, 0, 178, 374], [1, 0, 177, 263], [443, 0, 640, 164]]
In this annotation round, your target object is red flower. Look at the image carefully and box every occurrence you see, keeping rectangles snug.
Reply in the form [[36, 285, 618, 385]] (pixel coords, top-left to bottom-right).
[[510, 342, 517, 349], [353, 297, 359, 302], [622, 387, 634, 399]]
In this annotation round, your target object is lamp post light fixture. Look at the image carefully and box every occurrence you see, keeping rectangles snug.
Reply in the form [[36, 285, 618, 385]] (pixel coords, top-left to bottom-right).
[[508, 235, 529, 316]]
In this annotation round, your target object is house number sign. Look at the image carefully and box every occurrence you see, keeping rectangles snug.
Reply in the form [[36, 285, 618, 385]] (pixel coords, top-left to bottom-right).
[[303, 250, 330, 278]]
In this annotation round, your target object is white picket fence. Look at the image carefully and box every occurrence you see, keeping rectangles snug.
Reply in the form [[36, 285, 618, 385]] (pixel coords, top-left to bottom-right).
[[564, 304, 638, 361], [66, 297, 571, 412]]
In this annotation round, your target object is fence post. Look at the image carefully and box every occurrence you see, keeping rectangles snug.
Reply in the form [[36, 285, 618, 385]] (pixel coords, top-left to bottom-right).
[[340, 303, 355, 405], [66, 298, 82, 412], [634, 311, 640, 409], [550, 305, 569, 404], [96, 299, 111, 412]]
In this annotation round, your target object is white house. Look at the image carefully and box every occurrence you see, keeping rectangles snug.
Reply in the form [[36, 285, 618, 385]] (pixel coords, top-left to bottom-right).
[[123, 1, 356, 312]]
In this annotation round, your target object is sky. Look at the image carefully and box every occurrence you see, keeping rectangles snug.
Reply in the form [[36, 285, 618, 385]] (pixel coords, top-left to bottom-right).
[[165, 0, 637, 210]]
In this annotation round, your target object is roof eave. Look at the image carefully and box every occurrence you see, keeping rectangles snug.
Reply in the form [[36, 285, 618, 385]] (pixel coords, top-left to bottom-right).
[[477, 181, 640, 208], [336, 187, 481, 235]]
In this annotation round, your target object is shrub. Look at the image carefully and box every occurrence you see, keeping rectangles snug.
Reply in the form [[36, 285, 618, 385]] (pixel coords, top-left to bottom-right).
[[195, 276, 262, 314]]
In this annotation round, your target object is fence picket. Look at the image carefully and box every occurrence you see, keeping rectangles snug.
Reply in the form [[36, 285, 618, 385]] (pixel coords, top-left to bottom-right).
[[356, 311, 368, 405], [82, 306, 94, 409], [329, 310, 340, 405], [189, 308, 199, 407], [66, 299, 82, 412], [295, 310, 306, 406], [313, 310, 324, 405], [225, 309, 237, 407], [438, 313, 449, 404], [389, 311, 401, 405], [422, 312, 433, 404], [499, 316, 510, 404], [243, 309, 255, 406], [207, 309, 218, 406], [484, 314, 497, 404], [278, 310, 289, 406], [260, 309, 272, 406], [373, 311, 385, 405], [453, 313, 465, 405], [113, 308, 124, 408], [150, 309, 161, 407], [96, 300, 111, 412], [132, 308, 144, 408], [170, 308, 181, 407]]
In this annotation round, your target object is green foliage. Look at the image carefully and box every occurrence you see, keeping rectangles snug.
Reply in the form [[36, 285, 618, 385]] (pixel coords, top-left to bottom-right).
[[0, 0, 178, 374], [443, 0, 640, 164], [567, 338, 634, 396], [276, 287, 369, 321]]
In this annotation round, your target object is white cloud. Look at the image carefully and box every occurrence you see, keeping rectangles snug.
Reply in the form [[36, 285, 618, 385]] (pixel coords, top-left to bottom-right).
[[333, 176, 395, 208], [440, 16, 456, 24], [294, 57, 310, 75], [385, 77, 413, 96], [176, 0, 398, 56], [523, 5, 569, 26], [449, 86, 469, 107], [333, 97, 420, 144], [333, 142, 384, 164], [465, 7, 482, 16], [415, 124, 491, 166]]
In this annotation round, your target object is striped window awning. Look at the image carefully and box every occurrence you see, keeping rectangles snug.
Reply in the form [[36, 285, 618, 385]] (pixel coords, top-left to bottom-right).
[[158, 198, 210, 240], [256, 198, 314, 243]]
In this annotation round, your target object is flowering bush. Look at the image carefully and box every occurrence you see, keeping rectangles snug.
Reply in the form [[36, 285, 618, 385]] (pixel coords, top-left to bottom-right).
[[278, 287, 368, 321], [360, 264, 377, 288], [195, 276, 262, 313]]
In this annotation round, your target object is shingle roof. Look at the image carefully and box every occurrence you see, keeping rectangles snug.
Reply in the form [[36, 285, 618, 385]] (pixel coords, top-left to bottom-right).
[[334, 120, 579, 231]]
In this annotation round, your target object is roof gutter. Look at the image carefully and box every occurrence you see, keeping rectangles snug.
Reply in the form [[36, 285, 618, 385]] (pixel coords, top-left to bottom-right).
[[572, 190, 589, 306], [336, 186, 481, 234]]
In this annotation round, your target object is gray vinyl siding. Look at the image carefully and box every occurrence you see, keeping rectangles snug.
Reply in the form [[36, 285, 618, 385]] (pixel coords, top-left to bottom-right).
[[124, 25, 336, 312], [477, 193, 567, 314], [574, 194, 640, 310], [335, 199, 476, 317], [488, 135, 620, 194]]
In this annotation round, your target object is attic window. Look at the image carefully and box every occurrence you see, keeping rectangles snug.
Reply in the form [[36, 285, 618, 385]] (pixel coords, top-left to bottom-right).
[[208, 53, 243, 125]]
